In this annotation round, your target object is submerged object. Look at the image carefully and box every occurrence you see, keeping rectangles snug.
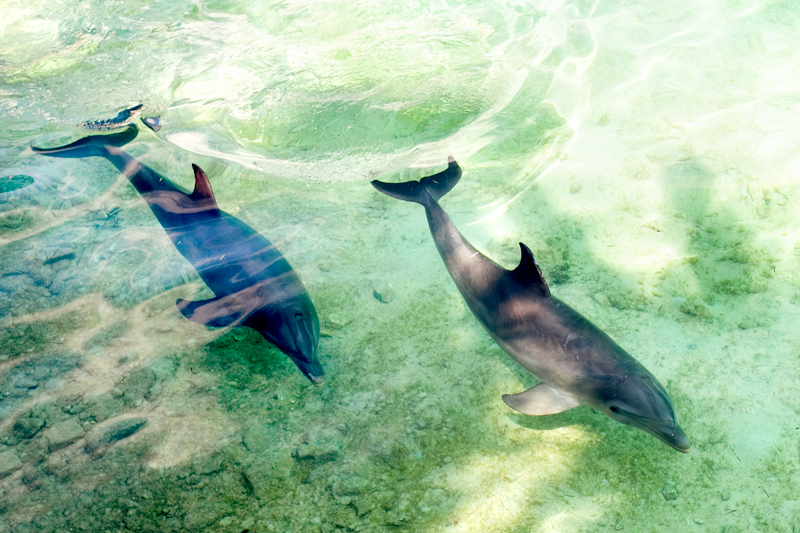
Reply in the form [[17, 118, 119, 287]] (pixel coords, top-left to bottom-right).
[[0, 174, 35, 194], [142, 116, 162, 132], [80, 104, 144, 131], [33, 126, 323, 384], [371, 158, 690, 452]]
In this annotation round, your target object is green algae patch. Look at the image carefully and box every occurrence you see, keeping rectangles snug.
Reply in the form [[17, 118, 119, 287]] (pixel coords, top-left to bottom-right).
[[0, 175, 34, 194], [0, 322, 61, 359], [86, 319, 131, 349], [0, 209, 46, 237], [676, 297, 713, 319]]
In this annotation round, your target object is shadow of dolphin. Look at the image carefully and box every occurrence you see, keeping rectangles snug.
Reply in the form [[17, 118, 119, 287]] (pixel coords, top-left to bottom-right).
[[372, 158, 689, 452], [33, 125, 324, 384]]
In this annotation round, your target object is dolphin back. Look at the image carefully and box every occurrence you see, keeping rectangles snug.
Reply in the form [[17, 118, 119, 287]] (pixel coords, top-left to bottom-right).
[[32, 125, 138, 158], [371, 157, 462, 205]]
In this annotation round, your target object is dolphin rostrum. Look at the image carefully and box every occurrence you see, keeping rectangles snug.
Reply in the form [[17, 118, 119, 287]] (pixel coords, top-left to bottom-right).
[[33, 125, 323, 384], [372, 158, 690, 452]]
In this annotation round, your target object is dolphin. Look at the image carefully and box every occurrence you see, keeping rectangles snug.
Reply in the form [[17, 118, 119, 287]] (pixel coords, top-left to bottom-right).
[[33, 125, 324, 384], [371, 158, 690, 452]]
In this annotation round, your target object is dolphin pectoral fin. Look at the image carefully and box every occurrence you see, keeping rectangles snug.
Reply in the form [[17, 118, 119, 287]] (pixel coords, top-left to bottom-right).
[[176, 296, 245, 328], [502, 383, 580, 416]]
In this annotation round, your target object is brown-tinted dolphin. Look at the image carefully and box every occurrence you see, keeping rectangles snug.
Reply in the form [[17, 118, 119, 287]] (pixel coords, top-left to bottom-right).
[[371, 158, 690, 452], [33, 125, 323, 384]]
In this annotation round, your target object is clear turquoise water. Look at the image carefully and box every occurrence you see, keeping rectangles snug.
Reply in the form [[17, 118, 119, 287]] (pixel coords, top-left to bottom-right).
[[2, 1, 800, 532]]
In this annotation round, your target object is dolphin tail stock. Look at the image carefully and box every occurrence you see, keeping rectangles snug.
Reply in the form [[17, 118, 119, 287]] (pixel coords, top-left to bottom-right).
[[31, 124, 139, 158], [371, 156, 462, 205]]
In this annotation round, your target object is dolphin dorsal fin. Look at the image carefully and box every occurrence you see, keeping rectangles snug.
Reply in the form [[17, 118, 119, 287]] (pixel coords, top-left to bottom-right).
[[190, 164, 217, 205], [511, 243, 550, 297]]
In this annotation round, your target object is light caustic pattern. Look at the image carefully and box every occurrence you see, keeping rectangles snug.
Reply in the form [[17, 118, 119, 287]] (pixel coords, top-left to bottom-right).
[[0, 0, 592, 183]]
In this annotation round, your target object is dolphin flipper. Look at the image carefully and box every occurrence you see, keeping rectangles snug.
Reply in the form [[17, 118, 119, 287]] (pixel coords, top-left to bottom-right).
[[176, 296, 247, 328], [502, 383, 580, 416]]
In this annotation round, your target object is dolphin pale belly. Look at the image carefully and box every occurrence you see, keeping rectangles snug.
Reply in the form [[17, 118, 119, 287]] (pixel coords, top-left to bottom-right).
[[372, 158, 690, 452], [33, 126, 323, 384]]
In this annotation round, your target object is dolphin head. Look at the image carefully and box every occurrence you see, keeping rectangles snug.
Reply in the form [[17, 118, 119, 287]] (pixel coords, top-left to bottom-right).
[[596, 372, 690, 453], [246, 300, 324, 385]]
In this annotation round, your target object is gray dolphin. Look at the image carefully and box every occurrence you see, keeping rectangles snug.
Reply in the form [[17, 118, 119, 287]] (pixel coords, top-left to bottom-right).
[[372, 158, 690, 452], [33, 125, 323, 384]]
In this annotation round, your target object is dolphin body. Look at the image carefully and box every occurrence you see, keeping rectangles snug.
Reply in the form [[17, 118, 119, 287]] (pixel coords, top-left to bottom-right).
[[372, 158, 690, 452], [33, 125, 324, 384]]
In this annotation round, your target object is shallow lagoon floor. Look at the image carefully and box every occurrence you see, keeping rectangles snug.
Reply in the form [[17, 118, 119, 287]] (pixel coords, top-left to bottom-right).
[[2, 1, 800, 532]]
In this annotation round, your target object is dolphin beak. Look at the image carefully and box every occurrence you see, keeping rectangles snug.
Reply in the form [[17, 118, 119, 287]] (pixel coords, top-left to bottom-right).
[[662, 424, 691, 453], [308, 373, 324, 386], [647, 423, 691, 453], [614, 410, 692, 453]]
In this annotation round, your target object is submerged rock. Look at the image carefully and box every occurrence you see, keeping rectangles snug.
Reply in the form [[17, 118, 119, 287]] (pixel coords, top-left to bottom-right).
[[81, 392, 124, 423], [372, 281, 396, 303], [0, 449, 22, 476], [332, 474, 382, 515], [13, 416, 45, 439], [43, 419, 85, 450], [85, 417, 147, 455], [295, 428, 342, 462], [662, 484, 678, 500], [324, 313, 353, 329], [40, 246, 75, 265], [243, 424, 275, 455], [243, 453, 294, 500], [119, 368, 158, 404]]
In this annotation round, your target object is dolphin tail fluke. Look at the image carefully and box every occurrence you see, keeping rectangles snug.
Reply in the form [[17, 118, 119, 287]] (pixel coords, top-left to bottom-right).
[[371, 157, 462, 205], [31, 124, 139, 158]]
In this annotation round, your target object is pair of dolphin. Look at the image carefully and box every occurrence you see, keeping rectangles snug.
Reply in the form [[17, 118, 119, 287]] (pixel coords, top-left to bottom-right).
[[34, 117, 689, 452]]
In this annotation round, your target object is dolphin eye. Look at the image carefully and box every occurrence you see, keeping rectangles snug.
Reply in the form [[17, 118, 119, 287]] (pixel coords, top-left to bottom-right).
[[295, 312, 304, 321], [609, 406, 619, 413]]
